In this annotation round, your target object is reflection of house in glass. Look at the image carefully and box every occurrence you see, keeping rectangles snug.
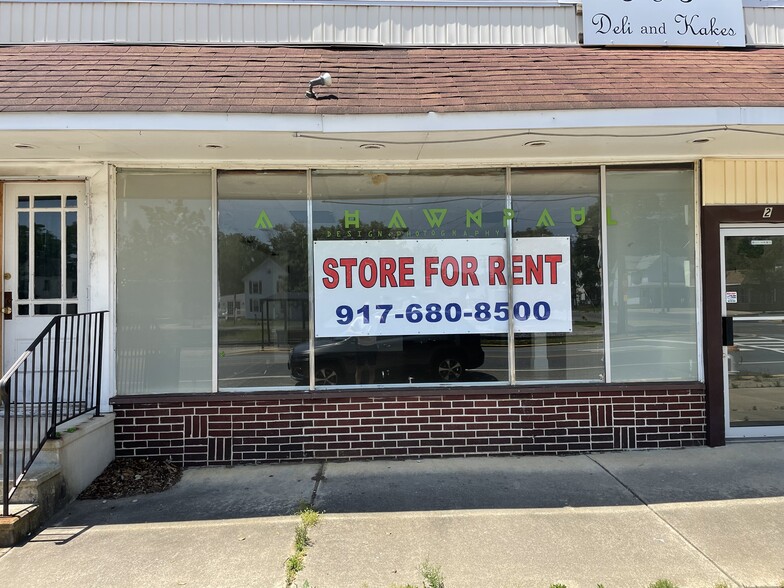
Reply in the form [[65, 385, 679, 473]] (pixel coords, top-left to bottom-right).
[[621, 255, 692, 309], [218, 294, 244, 320], [242, 259, 308, 345]]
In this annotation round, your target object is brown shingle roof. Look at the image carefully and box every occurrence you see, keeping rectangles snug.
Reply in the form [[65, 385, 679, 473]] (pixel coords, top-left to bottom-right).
[[0, 44, 783, 114]]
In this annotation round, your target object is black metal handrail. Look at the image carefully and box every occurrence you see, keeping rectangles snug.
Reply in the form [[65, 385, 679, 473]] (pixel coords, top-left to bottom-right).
[[2, 311, 107, 516]]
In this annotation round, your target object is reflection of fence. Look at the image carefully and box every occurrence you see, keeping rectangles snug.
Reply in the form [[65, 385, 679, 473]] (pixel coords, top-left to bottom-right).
[[2, 311, 107, 516], [221, 297, 309, 347], [117, 323, 184, 394]]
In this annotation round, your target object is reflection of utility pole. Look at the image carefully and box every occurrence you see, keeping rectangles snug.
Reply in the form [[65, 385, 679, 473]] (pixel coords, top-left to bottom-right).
[[617, 253, 628, 335]]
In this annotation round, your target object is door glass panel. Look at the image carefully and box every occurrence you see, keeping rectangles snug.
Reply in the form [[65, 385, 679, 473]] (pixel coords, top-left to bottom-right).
[[65, 211, 77, 298], [34, 195, 61, 208], [33, 211, 62, 299], [17, 211, 29, 299], [728, 320, 784, 427], [724, 235, 784, 316]]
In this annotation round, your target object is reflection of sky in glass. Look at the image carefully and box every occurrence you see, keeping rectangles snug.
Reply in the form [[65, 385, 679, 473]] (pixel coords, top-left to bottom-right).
[[314, 195, 508, 236], [219, 199, 306, 242], [513, 195, 599, 237]]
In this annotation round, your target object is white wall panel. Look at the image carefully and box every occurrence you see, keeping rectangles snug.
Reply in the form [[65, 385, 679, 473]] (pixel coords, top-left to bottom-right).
[[746, 7, 784, 45], [0, 1, 580, 45]]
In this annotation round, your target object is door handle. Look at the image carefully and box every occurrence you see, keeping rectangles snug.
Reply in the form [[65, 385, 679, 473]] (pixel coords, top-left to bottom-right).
[[3, 291, 12, 320], [722, 316, 734, 346]]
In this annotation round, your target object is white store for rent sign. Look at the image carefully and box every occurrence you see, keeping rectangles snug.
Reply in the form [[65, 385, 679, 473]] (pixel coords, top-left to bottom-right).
[[582, 0, 746, 47], [313, 238, 573, 338]]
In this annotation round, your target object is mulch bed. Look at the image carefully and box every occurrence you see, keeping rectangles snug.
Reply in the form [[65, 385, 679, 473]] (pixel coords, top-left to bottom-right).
[[78, 458, 183, 500]]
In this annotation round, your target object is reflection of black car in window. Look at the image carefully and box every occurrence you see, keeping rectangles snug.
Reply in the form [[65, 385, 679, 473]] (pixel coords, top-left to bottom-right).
[[288, 334, 485, 385]]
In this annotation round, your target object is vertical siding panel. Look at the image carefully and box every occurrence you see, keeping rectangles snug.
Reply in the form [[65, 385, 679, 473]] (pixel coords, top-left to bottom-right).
[[9, 1, 23, 43], [766, 162, 777, 204], [777, 162, 784, 203], [745, 160, 757, 205], [702, 161, 716, 205], [33, 2, 46, 42], [724, 161, 736, 205], [182, 3, 195, 42]]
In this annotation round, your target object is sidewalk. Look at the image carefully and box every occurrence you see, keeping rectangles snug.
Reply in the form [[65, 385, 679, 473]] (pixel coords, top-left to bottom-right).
[[1, 442, 783, 588]]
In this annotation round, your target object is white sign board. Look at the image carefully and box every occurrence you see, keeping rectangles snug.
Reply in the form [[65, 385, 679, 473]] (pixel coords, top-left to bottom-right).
[[314, 238, 572, 337], [582, 0, 746, 47]]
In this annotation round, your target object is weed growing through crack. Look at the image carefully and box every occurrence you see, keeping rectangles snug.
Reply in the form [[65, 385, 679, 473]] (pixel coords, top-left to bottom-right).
[[419, 559, 445, 588], [284, 504, 322, 587], [648, 581, 679, 588]]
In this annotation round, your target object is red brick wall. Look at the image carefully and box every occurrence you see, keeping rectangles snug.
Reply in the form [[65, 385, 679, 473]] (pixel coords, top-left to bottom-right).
[[111, 385, 706, 466]]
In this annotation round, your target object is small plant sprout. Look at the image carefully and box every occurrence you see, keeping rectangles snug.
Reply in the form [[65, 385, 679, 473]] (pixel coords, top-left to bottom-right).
[[419, 560, 445, 588], [648, 581, 679, 588]]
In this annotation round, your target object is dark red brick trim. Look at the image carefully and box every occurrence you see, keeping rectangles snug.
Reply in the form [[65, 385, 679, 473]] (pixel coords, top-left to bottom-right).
[[111, 384, 706, 466]]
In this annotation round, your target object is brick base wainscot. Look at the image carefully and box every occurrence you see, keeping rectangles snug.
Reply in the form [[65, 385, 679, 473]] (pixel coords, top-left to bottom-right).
[[110, 385, 706, 466]]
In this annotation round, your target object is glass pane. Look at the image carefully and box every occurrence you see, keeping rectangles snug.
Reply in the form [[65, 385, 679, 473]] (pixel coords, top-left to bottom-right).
[[116, 170, 213, 395], [728, 320, 784, 427], [65, 196, 78, 208], [34, 211, 62, 299], [18, 304, 29, 316], [607, 168, 698, 382], [724, 235, 784, 316], [18, 196, 29, 208], [65, 212, 77, 298], [512, 169, 604, 382], [311, 170, 507, 386], [217, 171, 308, 389], [18, 211, 29, 299], [66, 303, 78, 315], [34, 195, 61, 208], [35, 303, 61, 315]]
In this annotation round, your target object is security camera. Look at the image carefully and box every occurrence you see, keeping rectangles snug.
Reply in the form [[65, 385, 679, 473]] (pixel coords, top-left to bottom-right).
[[306, 72, 332, 99]]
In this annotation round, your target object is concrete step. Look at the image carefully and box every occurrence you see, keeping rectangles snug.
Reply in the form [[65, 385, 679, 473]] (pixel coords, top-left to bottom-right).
[[0, 464, 62, 548], [0, 503, 40, 547]]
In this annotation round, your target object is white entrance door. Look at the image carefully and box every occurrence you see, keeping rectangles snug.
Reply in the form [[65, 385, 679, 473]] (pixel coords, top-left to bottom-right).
[[721, 225, 784, 438], [2, 182, 87, 372]]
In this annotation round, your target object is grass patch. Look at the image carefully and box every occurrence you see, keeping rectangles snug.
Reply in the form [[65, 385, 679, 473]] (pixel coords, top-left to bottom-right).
[[649, 581, 679, 588]]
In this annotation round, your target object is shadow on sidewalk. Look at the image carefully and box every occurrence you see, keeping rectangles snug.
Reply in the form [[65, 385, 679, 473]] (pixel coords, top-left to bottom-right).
[[44, 442, 784, 529]]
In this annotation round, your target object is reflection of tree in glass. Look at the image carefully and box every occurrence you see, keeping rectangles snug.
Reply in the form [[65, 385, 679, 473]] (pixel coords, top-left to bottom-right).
[[725, 237, 784, 309], [218, 232, 271, 296], [256, 221, 392, 293], [513, 204, 602, 309]]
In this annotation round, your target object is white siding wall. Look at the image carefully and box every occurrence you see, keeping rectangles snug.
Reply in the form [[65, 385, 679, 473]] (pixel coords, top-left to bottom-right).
[[1, 1, 784, 47], [0, 1, 578, 45]]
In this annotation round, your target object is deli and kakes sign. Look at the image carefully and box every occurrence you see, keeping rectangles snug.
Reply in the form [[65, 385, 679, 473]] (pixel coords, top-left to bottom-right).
[[582, 0, 746, 47]]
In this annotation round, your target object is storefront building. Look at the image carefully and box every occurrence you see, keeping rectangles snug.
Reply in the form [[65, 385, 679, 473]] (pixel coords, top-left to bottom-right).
[[1, 0, 784, 465]]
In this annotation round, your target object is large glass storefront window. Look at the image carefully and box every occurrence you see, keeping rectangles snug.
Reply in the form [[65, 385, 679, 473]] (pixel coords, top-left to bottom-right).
[[115, 164, 701, 394], [606, 167, 699, 381], [511, 169, 604, 382], [116, 170, 213, 394], [310, 170, 509, 386], [217, 171, 308, 389]]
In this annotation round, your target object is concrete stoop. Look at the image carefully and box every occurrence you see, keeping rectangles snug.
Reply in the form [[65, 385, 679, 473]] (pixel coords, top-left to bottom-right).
[[0, 412, 115, 546]]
